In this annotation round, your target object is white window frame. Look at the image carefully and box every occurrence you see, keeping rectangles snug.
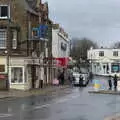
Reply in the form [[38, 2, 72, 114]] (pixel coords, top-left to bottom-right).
[[113, 51, 118, 57], [0, 29, 7, 49], [9, 66, 25, 84], [0, 5, 10, 19]]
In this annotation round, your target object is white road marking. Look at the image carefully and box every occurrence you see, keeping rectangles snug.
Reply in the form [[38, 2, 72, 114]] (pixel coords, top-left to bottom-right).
[[33, 95, 80, 110], [0, 113, 13, 118], [8, 107, 12, 113], [34, 103, 51, 110]]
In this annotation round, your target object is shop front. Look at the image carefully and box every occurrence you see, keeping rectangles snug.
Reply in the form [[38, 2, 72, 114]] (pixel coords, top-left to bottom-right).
[[0, 56, 8, 90]]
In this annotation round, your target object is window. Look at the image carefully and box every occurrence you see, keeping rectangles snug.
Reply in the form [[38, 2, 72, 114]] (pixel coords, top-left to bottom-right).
[[0, 5, 9, 19], [61, 42, 67, 51], [11, 67, 23, 83], [113, 51, 118, 56], [111, 63, 119, 73], [12, 30, 17, 49], [99, 51, 104, 56], [0, 65, 5, 72], [0, 29, 7, 49]]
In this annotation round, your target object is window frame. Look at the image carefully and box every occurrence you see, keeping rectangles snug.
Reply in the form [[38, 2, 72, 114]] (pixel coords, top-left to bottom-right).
[[9, 66, 25, 84], [113, 51, 118, 57], [0, 5, 10, 19], [99, 51, 104, 57]]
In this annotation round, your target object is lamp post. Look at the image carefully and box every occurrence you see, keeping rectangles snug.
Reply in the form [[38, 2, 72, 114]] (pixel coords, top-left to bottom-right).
[[5, 18, 11, 90]]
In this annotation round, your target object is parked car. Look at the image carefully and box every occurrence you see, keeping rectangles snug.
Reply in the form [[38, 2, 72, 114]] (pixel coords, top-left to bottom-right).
[[73, 72, 89, 86]]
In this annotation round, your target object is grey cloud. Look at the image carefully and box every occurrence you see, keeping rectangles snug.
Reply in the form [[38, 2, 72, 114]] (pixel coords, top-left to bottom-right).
[[45, 0, 120, 47]]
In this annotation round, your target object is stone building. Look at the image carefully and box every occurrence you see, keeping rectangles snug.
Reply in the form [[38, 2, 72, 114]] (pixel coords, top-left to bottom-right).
[[0, 0, 52, 90]]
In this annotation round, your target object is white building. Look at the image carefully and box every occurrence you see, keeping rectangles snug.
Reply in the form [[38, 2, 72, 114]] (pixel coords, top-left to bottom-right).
[[52, 24, 70, 67], [87, 48, 120, 76], [52, 24, 70, 80]]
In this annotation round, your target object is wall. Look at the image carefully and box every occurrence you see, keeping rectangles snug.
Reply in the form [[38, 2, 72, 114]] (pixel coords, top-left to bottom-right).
[[88, 49, 120, 60], [52, 28, 70, 58]]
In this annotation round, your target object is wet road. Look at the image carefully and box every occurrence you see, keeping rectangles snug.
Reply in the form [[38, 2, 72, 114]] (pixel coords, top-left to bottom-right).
[[0, 76, 120, 120]]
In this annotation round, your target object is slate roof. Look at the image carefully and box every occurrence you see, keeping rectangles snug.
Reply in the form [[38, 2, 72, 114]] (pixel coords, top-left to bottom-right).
[[24, 0, 38, 16]]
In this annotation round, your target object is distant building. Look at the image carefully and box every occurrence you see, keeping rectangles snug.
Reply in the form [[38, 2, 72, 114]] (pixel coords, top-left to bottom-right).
[[52, 24, 70, 79], [87, 48, 120, 76]]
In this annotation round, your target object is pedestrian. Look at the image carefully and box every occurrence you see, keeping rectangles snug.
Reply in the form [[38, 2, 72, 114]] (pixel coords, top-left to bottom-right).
[[108, 75, 112, 90], [113, 74, 118, 91], [59, 70, 65, 85], [79, 75, 83, 86]]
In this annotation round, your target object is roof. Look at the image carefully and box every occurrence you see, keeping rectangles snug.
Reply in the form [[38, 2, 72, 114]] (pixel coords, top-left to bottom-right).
[[24, 0, 39, 16]]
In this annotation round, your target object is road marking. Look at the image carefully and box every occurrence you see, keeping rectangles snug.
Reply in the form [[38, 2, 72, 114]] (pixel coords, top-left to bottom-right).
[[0, 113, 13, 118], [33, 95, 80, 110], [34, 103, 51, 110]]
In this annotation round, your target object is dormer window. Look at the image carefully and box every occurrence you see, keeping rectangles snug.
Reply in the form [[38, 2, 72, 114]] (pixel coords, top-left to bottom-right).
[[0, 5, 10, 19]]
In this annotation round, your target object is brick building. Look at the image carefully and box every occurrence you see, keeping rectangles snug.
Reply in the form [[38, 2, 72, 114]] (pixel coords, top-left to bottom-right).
[[0, 0, 52, 90]]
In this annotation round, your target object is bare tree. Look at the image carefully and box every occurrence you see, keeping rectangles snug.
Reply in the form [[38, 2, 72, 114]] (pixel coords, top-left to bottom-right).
[[71, 38, 98, 61], [112, 41, 120, 48]]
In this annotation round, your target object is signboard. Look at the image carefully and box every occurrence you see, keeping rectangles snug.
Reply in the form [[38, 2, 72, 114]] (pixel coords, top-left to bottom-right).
[[0, 74, 6, 79], [31, 25, 48, 40], [39, 25, 48, 39]]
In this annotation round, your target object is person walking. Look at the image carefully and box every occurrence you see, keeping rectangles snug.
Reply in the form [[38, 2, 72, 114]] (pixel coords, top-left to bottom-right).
[[59, 70, 65, 85], [113, 74, 118, 91], [79, 75, 83, 86], [108, 75, 112, 90]]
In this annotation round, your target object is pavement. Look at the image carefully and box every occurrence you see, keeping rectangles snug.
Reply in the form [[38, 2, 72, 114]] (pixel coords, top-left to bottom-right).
[[88, 90, 120, 95], [0, 85, 70, 99]]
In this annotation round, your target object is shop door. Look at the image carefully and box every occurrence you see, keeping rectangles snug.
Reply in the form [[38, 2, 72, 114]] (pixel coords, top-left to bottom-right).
[[31, 65, 36, 88]]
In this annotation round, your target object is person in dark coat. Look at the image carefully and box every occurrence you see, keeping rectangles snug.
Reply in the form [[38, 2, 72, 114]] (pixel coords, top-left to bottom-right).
[[108, 75, 112, 90], [79, 75, 83, 86], [113, 74, 118, 91], [59, 71, 65, 85]]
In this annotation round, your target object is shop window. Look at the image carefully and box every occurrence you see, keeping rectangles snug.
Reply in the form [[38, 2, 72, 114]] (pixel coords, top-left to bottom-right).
[[0, 5, 10, 19], [11, 67, 23, 83], [111, 64, 119, 73], [113, 51, 118, 57], [0, 65, 5, 72], [0, 29, 7, 49], [99, 51, 104, 56]]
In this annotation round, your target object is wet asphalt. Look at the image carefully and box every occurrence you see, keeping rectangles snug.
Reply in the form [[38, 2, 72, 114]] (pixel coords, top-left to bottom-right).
[[0, 76, 120, 120]]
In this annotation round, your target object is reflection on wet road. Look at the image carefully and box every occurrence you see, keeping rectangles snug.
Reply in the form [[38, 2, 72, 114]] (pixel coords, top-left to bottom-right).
[[0, 77, 120, 120]]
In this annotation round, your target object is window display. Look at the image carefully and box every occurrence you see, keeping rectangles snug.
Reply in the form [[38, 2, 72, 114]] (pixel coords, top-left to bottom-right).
[[11, 67, 23, 83]]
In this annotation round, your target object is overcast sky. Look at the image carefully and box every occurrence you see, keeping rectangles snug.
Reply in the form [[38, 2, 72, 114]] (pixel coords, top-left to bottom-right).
[[44, 0, 120, 47]]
